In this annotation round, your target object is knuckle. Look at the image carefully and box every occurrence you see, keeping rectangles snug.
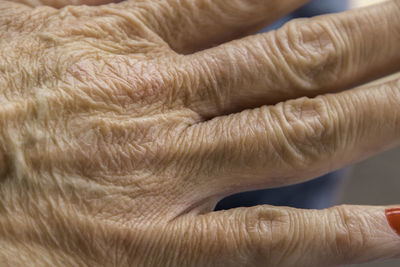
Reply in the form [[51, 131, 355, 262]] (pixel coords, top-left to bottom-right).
[[329, 205, 368, 262], [67, 57, 178, 110], [373, 80, 400, 143], [244, 207, 292, 263], [275, 18, 343, 90], [0, 3, 35, 33], [271, 96, 337, 168]]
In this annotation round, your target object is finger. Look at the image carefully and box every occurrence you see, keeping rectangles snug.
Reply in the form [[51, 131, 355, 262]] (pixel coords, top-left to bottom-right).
[[9, 0, 119, 8], [177, 76, 400, 195], [169, 205, 400, 266], [120, 0, 310, 54], [184, 0, 400, 118]]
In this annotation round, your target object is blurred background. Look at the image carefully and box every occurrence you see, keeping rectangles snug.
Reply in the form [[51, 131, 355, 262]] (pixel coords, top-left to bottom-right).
[[342, 1, 400, 266]]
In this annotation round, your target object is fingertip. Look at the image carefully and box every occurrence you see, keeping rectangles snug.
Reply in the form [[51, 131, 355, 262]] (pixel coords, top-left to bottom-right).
[[386, 208, 400, 236]]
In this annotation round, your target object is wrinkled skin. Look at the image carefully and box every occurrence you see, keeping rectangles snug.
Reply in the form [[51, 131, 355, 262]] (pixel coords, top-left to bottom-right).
[[1, 0, 400, 266]]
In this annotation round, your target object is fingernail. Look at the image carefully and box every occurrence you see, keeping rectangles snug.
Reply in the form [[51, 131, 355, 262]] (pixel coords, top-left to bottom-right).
[[386, 208, 400, 236]]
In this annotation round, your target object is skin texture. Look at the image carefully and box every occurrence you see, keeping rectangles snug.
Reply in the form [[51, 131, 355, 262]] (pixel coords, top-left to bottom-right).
[[1, 0, 400, 266]]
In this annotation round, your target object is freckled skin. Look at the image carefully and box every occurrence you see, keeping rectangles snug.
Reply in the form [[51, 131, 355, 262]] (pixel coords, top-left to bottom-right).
[[1, 0, 400, 266]]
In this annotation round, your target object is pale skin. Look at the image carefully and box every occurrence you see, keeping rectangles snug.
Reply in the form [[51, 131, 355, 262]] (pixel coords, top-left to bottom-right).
[[0, 0, 400, 266]]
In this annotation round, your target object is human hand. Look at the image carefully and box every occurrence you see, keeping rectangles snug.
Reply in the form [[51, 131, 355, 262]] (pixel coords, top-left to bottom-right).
[[1, 0, 400, 266]]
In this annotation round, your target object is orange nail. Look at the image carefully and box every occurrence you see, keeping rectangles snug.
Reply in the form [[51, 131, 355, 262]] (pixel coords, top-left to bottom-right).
[[386, 208, 400, 236]]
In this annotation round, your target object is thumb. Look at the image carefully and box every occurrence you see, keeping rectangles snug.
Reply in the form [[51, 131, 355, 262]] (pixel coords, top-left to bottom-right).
[[174, 205, 400, 266]]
